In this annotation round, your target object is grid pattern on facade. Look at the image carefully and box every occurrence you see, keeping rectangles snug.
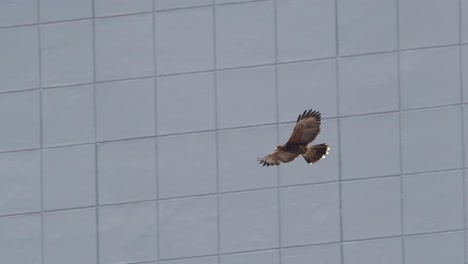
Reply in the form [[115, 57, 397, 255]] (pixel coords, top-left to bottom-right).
[[0, 0, 467, 263]]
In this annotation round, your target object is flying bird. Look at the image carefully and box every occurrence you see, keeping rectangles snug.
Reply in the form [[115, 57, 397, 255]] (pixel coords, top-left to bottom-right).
[[258, 109, 329, 166]]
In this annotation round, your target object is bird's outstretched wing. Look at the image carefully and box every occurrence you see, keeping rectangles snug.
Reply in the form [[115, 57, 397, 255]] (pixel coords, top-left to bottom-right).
[[258, 149, 299, 166], [286, 109, 321, 145]]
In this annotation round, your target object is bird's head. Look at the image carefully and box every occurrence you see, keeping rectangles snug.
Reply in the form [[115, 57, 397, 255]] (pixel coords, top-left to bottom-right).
[[275, 145, 285, 151]]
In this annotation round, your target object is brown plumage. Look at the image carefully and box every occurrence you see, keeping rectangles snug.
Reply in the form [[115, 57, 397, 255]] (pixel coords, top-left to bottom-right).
[[258, 109, 330, 166]]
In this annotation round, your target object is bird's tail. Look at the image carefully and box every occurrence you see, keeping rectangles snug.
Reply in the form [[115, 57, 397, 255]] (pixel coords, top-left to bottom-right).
[[302, 144, 330, 164]]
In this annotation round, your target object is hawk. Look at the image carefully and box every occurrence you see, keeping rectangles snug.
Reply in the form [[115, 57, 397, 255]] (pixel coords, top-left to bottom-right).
[[258, 109, 330, 166]]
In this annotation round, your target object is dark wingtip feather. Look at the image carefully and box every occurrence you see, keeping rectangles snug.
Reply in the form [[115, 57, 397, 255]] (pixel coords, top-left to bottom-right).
[[258, 158, 269, 166], [258, 157, 279, 167], [297, 109, 307, 122], [296, 109, 321, 123]]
